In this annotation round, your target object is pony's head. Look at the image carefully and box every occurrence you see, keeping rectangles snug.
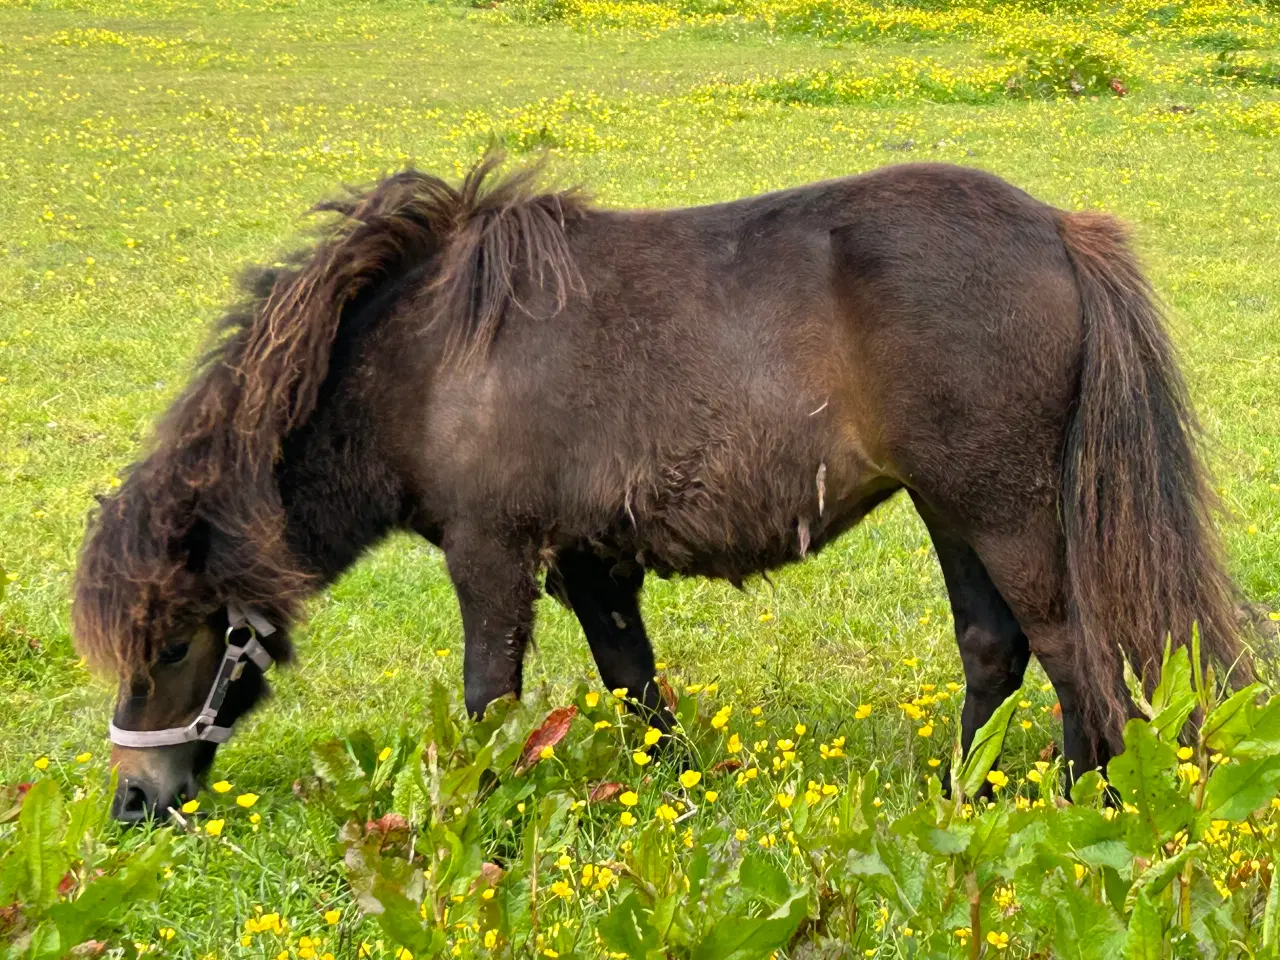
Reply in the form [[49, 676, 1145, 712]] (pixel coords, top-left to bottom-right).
[[73, 421, 303, 821], [73, 154, 585, 822]]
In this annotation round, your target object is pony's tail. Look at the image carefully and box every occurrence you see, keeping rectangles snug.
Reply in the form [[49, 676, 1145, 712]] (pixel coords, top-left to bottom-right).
[[1057, 211, 1248, 751]]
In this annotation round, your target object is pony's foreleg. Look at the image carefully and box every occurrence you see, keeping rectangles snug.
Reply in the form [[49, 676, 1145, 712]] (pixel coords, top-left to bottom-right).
[[444, 532, 539, 719], [550, 549, 671, 729]]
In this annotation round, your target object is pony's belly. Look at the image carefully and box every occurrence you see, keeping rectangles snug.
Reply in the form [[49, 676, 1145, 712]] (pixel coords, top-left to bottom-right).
[[620, 457, 898, 582]]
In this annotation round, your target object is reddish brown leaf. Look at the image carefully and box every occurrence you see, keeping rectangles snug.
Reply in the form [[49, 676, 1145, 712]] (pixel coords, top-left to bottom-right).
[[657, 676, 678, 712], [518, 706, 577, 772], [0, 903, 19, 935], [588, 781, 625, 803], [1109, 77, 1128, 97], [70, 942, 107, 957], [1039, 741, 1059, 762], [57, 872, 76, 896], [16, 783, 33, 799], [474, 862, 505, 892], [710, 759, 743, 775], [365, 812, 409, 837], [1051, 702, 1062, 720]]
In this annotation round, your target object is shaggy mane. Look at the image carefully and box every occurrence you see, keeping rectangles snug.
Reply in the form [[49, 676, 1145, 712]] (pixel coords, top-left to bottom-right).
[[73, 154, 586, 678]]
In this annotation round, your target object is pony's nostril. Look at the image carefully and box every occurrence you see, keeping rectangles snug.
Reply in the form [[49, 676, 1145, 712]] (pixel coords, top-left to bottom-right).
[[113, 782, 155, 823]]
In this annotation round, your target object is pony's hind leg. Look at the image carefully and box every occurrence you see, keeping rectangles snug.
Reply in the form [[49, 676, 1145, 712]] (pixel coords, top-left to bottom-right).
[[965, 512, 1127, 781], [443, 532, 540, 719], [912, 497, 1031, 762], [550, 550, 669, 726]]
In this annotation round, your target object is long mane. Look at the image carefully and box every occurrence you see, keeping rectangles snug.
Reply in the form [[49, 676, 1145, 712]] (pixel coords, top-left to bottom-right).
[[73, 154, 586, 678]]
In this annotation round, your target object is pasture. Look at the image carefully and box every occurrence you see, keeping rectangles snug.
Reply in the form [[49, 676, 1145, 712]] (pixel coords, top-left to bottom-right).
[[1, 0, 1279, 955]]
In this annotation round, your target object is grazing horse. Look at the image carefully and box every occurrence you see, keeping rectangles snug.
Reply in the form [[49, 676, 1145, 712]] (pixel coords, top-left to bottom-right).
[[74, 156, 1246, 822]]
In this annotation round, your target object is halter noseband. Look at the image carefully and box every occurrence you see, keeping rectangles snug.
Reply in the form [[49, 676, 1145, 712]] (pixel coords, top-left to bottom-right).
[[107, 601, 276, 749]]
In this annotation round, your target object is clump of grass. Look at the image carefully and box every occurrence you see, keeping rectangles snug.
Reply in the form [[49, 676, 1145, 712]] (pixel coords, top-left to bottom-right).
[[992, 23, 1145, 96], [707, 58, 1012, 107]]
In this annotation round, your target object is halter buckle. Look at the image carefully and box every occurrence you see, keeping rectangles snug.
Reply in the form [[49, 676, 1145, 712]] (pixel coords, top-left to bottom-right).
[[107, 603, 276, 749]]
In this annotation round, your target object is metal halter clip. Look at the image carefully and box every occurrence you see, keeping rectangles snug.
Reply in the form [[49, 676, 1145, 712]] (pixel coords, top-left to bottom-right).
[[107, 602, 276, 749]]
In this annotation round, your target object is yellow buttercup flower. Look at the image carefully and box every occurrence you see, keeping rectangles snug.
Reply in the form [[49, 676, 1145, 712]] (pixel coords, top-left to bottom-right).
[[212, 780, 232, 793], [236, 793, 259, 808], [620, 790, 638, 806], [679, 770, 702, 789], [205, 819, 225, 836], [632, 751, 651, 766], [585, 691, 599, 708]]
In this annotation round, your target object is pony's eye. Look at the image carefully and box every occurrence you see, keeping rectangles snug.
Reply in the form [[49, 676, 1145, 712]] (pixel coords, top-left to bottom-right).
[[156, 642, 190, 666]]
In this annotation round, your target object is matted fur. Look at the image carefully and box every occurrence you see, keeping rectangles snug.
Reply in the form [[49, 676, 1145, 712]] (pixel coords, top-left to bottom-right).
[[73, 154, 584, 678], [74, 157, 1249, 777]]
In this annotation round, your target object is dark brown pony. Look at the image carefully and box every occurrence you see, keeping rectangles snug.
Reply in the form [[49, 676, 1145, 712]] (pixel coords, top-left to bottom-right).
[[74, 155, 1247, 820]]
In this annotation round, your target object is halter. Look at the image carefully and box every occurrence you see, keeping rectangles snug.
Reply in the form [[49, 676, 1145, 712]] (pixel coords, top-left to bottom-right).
[[107, 601, 276, 749]]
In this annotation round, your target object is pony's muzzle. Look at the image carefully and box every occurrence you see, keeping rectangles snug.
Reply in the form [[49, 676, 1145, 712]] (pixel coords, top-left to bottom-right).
[[112, 776, 161, 823], [110, 743, 203, 824]]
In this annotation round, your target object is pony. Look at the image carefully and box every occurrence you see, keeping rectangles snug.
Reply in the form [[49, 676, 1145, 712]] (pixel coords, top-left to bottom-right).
[[73, 155, 1246, 821]]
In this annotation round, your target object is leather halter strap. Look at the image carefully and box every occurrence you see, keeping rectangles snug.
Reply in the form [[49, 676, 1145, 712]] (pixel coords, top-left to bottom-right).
[[107, 602, 276, 749]]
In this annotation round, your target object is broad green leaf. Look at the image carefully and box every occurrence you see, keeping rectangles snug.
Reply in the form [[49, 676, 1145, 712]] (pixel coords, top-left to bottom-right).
[[692, 889, 808, 960], [599, 893, 661, 960], [1149, 639, 1189, 715], [1231, 697, 1280, 760], [1074, 840, 1132, 875], [923, 825, 970, 856], [1124, 844, 1202, 914], [844, 849, 890, 880], [1071, 770, 1108, 806], [47, 835, 173, 946], [957, 688, 1022, 800], [966, 805, 1010, 864], [1122, 892, 1164, 960], [1149, 645, 1196, 743], [370, 879, 442, 955], [1266, 850, 1280, 948], [1105, 719, 1192, 854], [1202, 683, 1265, 755], [1051, 876, 1127, 960], [19, 779, 68, 910], [392, 743, 429, 824], [1198, 755, 1280, 825], [739, 852, 791, 905]]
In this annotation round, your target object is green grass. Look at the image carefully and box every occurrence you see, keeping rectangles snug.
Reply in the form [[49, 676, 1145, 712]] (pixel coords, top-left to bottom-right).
[[1, 0, 1279, 953]]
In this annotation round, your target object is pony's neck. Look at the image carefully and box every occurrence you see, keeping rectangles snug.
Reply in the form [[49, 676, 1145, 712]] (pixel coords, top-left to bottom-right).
[[274, 411, 406, 588]]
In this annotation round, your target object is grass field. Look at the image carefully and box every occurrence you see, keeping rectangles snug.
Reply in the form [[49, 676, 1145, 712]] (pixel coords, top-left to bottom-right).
[[1, 0, 1279, 955]]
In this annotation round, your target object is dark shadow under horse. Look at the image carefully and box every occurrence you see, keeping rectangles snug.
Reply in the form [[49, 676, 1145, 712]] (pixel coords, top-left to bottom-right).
[[73, 156, 1247, 820]]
